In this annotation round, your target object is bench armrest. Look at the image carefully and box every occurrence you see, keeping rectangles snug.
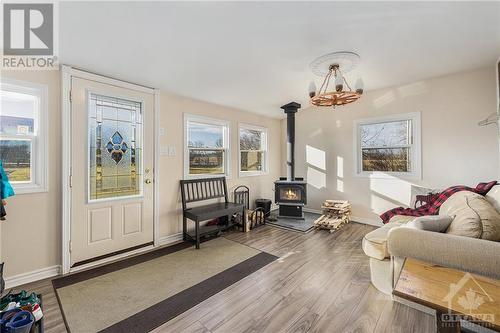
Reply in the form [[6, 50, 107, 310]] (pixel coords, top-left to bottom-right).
[[387, 227, 500, 279]]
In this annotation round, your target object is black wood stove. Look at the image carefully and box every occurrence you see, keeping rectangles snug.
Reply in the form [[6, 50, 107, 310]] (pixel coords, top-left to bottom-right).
[[275, 102, 307, 220]]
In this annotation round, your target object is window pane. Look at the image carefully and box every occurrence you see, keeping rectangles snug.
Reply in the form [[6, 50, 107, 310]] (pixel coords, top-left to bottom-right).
[[188, 122, 224, 148], [0, 139, 31, 182], [240, 151, 263, 172], [89, 94, 142, 200], [362, 148, 410, 172], [1, 90, 37, 135], [240, 128, 262, 150], [360, 120, 410, 148], [189, 149, 224, 174]]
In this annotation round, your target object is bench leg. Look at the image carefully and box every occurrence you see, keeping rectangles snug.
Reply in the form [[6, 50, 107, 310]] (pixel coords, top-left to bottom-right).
[[243, 209, 247, 231], [183, 216, 187, 241], [195, 221, 200, 249]]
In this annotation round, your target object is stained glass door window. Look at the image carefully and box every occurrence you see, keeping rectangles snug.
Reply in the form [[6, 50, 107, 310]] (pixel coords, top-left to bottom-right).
[[89, 93, 142, 200]]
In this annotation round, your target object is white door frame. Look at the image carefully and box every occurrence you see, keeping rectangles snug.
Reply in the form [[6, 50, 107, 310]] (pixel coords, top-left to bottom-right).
[[61, 65, 160, 274]]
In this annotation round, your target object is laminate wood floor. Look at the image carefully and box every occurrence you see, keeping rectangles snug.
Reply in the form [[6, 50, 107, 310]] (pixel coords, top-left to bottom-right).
[[13, 222, 435, 333]]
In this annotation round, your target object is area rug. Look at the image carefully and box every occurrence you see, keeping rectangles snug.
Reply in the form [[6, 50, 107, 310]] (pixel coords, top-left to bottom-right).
[[266, 211, 319, 233], [52, 237, 277, 333]]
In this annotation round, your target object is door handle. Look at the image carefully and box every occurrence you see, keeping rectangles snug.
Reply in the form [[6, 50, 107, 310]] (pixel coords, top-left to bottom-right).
[[145, 179, 152, 184]]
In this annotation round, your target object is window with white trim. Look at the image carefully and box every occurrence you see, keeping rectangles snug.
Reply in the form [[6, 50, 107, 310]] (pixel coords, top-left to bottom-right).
[[0, 79, 48, 193], [184, 114, 230, 178], [354, 112, 421, 178], [239, 124, 268, 176]]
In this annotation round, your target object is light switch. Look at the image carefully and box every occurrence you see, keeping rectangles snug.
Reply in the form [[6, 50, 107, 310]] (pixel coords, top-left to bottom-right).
[[160, 146, 169, 155], [159, 127, 165, 136]]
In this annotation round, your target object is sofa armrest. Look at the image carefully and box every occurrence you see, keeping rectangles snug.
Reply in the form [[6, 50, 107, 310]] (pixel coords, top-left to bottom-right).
[[387, 227, 500, 279]]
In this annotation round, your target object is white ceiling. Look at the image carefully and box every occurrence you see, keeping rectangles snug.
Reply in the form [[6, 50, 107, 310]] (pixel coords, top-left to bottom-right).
[[59, 2, 500, 118]]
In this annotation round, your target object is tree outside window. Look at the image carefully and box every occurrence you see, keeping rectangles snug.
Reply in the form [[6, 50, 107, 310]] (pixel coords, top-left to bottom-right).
[[0, 80, 47, 193], [355, 113, 421, 179], [186, 119, 228, 176], [239, 125, 267, 176]]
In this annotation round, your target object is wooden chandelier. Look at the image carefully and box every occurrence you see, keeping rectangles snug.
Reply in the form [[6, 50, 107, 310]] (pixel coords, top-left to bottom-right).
[[309, 64, 363, 107]]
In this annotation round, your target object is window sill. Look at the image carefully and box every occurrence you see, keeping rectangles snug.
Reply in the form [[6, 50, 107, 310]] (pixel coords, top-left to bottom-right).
[[354, 171, 421, 180], [11, 184, 48, 195], [184, 173, 232, 180], [239, 171, 268, 178]]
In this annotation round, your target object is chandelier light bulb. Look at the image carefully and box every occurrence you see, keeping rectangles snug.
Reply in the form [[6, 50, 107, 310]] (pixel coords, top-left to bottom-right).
[[308, 81, 317, 98], [335, 74, 343, 92], [355, 78, 364, 94]]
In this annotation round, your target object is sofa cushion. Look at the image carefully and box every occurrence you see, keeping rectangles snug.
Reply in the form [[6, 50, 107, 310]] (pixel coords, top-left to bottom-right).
[[405, 215, 454, 232], [442, 191, 500, 241], [388, 215, 415, 224], [362, 223, 402, 260]]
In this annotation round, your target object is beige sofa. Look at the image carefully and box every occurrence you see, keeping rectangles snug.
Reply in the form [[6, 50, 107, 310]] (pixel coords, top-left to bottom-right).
[[362, 185, 500, 296]]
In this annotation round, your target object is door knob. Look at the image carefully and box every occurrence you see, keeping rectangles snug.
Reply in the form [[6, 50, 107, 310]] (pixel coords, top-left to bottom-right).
[[145, 179, 152, 184]]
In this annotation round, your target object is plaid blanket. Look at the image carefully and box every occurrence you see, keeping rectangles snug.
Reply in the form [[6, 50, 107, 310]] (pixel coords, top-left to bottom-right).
[[380, 181, 497, 224]]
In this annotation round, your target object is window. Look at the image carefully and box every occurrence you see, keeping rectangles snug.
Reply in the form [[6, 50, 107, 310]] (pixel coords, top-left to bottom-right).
[[239, 124, 268, 176], [184, 114, 230, 178], [88, 93, 143, 201], [0, 79, 48, 193], [354, 112, 421, 178]]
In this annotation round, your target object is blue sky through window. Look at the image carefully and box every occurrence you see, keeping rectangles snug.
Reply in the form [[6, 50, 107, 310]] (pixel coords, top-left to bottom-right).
[[188, 122, 223, 148]]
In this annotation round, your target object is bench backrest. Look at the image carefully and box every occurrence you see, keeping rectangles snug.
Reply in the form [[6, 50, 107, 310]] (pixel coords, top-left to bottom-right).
[[180, 177, 228, 210]]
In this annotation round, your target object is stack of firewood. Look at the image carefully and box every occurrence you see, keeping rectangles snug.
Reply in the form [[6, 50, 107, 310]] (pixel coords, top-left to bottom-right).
[[313, 200, 351, 233]]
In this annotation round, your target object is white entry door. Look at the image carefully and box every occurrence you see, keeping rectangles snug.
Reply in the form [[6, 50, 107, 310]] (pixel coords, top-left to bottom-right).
[[70, 77, 154, 266]]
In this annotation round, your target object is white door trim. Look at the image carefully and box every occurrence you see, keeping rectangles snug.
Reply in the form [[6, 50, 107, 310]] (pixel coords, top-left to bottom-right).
[[61, 65, 160, 274]]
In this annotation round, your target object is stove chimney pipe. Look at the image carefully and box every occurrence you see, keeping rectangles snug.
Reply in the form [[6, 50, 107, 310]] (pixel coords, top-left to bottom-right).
[[280, 102, 301, 181]]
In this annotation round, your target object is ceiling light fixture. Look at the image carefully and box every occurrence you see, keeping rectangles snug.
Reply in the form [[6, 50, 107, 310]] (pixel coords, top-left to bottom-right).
[[308, 51, 364, 108]]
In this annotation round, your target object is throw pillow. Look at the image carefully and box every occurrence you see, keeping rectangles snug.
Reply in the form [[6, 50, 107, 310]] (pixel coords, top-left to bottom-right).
[[405, 215, 454, 232], [443, 192, 482, 238], [485, 184, 500, 212], [443, 191, 500, 241], [467, 195, 500, 241]]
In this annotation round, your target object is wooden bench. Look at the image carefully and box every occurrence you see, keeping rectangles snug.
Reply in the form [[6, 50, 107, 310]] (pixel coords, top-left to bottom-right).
[[180, 177, 245, 249]]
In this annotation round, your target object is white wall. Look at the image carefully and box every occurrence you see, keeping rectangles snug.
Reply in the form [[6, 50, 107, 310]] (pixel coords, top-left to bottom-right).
[[288, 67, 499, 225], [0, 70, 62, 279], [157, 91, 282, 238]]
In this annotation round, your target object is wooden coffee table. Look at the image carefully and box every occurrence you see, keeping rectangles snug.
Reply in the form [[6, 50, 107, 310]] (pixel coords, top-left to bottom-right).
[[393, 259, 500, 332]]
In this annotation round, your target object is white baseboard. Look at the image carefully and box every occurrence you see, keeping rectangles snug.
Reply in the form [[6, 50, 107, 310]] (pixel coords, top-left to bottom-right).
[[351, 215, 383, 227], [5, 265, 61, 289], [3, 234, 183, 288], [157, 232, 183, 246]]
